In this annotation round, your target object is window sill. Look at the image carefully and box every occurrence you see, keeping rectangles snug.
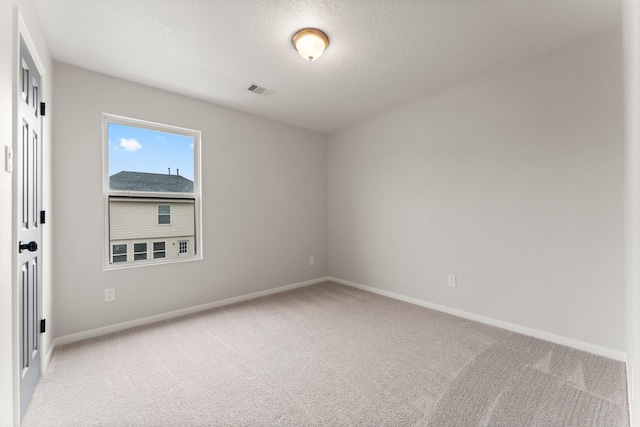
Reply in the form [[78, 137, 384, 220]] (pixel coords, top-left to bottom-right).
[[103, 253, 202, 271]]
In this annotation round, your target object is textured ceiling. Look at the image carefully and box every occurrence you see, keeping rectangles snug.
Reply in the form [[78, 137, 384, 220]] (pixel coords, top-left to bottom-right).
[[34, 0, 621, 133]]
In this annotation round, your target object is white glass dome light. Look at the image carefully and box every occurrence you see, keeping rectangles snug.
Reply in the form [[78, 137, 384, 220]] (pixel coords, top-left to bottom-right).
[[292, 28, 329, 61]]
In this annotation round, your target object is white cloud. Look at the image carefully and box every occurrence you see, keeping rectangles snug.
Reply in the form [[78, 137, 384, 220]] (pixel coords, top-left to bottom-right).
[[190, 143, 194, 149], [119, 138, 142, 152]]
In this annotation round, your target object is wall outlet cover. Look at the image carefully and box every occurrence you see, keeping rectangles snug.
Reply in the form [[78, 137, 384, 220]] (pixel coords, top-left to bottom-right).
[[447, 274, 457, 287]]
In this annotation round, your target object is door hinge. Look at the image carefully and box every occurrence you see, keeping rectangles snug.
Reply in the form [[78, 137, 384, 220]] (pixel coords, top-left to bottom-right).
[[40, 210, 46, 224], [40, 319, 46, 334], [40, 102, 46, 116]]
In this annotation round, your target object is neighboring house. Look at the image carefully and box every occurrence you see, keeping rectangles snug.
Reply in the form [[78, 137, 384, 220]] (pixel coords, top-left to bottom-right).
[[108, 171, 195, 264]]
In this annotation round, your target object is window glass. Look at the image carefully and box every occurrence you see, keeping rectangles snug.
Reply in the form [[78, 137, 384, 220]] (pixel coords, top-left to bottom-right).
[[112, 244, 127, 263], [158, 205, 171, 224], [133, 243, 147, 261], [107, 123, 194, 194], [153, 241, 166, 259]]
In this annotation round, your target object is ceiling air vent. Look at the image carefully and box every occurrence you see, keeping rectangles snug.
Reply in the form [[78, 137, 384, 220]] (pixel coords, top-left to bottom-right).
[[246, 83, 273, 97]]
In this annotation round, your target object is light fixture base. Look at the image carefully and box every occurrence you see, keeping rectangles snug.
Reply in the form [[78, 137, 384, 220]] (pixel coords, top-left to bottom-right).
[[292, 28, 329, 61]]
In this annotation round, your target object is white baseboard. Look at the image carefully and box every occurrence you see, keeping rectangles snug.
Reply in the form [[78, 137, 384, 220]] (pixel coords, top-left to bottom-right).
[[44, 340, 56, 372], [51, 277, 330, 349], [47, 276, 625, 363], [328, 277, 626, 362]]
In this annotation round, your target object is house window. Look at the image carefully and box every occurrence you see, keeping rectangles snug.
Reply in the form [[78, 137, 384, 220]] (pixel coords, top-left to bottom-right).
[[103, 113, 201, 269], [158, 205, 170, 224], [112, 244, 127, 263], [153, 242, 166, 259], [133, 243, 147, 261]]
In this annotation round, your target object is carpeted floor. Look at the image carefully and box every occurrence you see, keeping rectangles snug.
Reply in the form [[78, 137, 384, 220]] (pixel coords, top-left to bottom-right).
[[22, 282, 629, 426]]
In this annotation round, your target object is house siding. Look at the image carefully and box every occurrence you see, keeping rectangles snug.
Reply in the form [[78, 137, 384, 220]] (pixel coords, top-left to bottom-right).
[[109, 199, 195, 263], [110, 199, 195, 240]]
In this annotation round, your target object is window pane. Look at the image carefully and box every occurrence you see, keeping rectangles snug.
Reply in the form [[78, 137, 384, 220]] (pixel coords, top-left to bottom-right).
[[153, 252, 166, 259], [153, 242, 165, 251], [108, 123, 194, 193], [113, 244, 127, 254], [134, 253, 147, 261], [158, 205, 171, 224], [112, 244, 128, 264], [134, 243, 147, 252]]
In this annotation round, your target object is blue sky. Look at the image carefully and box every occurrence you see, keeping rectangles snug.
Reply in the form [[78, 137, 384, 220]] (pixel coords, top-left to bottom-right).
[[108, 123, 195, 181]]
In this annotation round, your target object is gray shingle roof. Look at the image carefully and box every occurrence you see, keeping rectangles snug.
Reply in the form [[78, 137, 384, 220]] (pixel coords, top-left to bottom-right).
[[110, 171, 194, 193]]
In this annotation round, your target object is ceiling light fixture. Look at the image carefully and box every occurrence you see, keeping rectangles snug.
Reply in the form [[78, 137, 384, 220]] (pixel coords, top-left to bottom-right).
[[292, 28, 329, 61]]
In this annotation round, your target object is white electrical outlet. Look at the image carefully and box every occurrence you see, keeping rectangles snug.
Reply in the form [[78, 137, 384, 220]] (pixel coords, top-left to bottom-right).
[[309, 256, 315, 266], [447, 274, 457, 288], [104, 287, 116, 302]]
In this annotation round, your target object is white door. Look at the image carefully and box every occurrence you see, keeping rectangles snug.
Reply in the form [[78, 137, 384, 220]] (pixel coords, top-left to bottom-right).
[[18, 34, 43, 420]]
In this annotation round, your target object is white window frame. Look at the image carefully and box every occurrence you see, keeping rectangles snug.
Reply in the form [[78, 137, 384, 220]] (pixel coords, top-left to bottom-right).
[[153, 241, 166, 259], [102, 113, 202, 269], [133, 242, 148, 261], [112, 243, 128, 263], [158, 204, 171, 225]]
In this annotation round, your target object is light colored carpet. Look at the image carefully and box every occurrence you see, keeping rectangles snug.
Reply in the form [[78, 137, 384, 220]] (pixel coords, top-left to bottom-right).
[[22, 282, 628, 426]]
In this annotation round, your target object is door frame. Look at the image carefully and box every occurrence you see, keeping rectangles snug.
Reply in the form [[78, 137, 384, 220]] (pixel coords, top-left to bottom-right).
[[12, 11, 47, 425]]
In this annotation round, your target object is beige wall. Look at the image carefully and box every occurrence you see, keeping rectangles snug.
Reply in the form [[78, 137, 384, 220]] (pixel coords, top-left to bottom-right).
[[328, 28, 625, 352], [52, 63, 328, 338]]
